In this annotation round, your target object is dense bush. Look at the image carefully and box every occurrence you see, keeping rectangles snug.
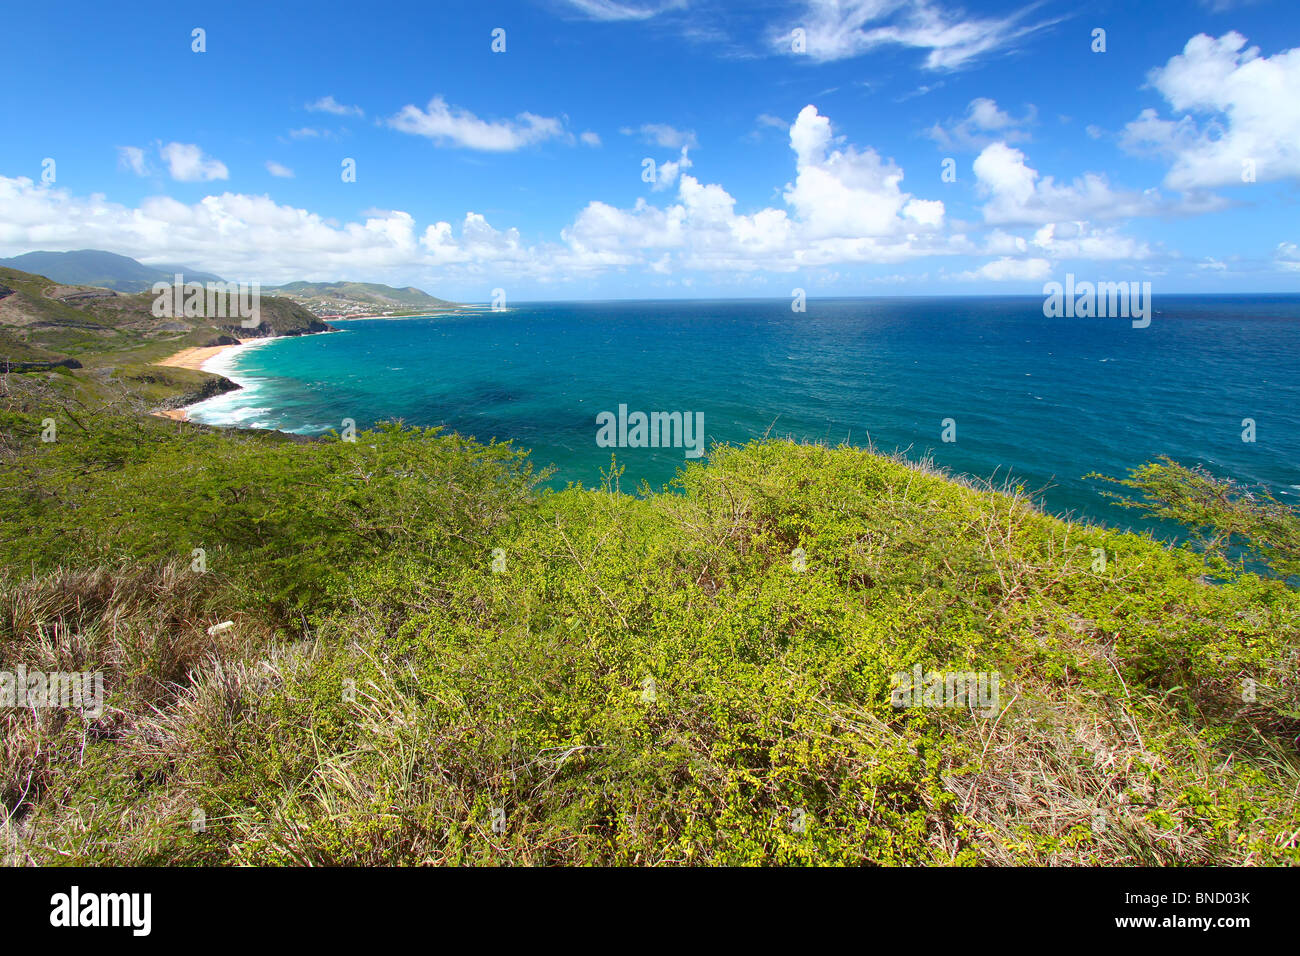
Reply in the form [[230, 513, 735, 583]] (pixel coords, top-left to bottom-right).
[[2, 412, 1298, 865]]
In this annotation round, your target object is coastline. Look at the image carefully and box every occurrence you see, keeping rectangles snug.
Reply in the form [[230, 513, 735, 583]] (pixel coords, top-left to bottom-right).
[[325, 306, 500, 322], [154, 337, 261, 372], [152, 336, 281, 422]]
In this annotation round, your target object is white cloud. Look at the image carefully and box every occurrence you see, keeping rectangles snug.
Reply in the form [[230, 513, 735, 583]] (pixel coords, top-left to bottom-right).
[[580, 131, 602, 147], [1120, 32, 1300, 188], [117, 146, 150, 176], [307, 95, 364, 117], [651, 147, 693, 191], [118, 143, 230, 183], [0, 105, 1173, 288], [1277, 241, 1300, 271], [388, 96, 566, 151], [773, 0, 1059, 70], [158, 143, 229, 182], [927, 97, 1034, 151], [973, 141, 1192, 225], [982, 229, 1027, 255], [622, 123, 698, 149], [265, 161, 295, 179], [1028, 222, 1151, 260], [982, 222, 1153, 263], [958, 256, 1051, 281], [288, 127, 325, 139], [1198, 1, 1266, 15], [0, 173, 558, 283], [785, 105, 944, 237], [569, 104, 952, 273], [564, 199, 687, 260], [560, 0, 685, 21]]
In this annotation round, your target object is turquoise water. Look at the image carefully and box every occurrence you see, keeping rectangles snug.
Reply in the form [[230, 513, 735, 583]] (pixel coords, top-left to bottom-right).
[[188, 296, 1300, 534]]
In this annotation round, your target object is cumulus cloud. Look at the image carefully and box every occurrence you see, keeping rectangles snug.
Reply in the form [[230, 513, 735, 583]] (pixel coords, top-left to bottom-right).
[[1028, 222, 1151, 260], [785, 105, 944, 237], [265, 161, 295, 178], [957, 256, 1052, 281], [0, 174, 593, 284], [388, 97, 567, 151], [0, 105, 1176, 288], [0, 176, 424, 280], [1277, 241, 1300, 271], [650, 147, 694, 191], [118, 143, 228, 182], [927, 97, 1034, 151], [569, 104, 951, 273], [307, 95, 364, 117], [772, 0, 1059, 70], [580, 131, 602, 147], [1120, 32, 1300, 189], [159, 143, 229, 182], [973, 141, 1192, 224]]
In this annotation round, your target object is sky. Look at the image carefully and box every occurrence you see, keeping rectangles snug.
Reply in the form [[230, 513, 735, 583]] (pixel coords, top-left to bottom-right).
[[1, 0, 1298, 301]]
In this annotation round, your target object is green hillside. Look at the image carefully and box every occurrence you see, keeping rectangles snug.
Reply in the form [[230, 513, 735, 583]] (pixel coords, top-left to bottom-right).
[[268, 280, 460, 316], [0, 265, 331, 414], [1, 393, 1297, 865]]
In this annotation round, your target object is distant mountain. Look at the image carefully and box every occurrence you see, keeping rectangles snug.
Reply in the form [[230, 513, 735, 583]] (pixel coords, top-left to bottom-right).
[[0, 249, 224, 293], [268, 281, 459, 316]]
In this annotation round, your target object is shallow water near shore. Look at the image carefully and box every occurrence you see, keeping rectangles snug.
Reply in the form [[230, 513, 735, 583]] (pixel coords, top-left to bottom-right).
[[184, 295, 1300, 535]]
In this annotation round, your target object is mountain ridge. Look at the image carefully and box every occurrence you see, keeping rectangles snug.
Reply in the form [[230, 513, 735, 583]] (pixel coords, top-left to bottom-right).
[[0, 250, 461, 317], [266, 280, 459, 316], [0, 249, 225, 293]]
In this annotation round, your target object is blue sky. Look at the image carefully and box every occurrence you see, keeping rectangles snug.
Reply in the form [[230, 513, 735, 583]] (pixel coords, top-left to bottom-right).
[[1, 0, 1298, 300]]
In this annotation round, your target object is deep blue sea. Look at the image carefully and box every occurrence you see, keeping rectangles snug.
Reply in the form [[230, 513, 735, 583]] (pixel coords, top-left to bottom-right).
[[187, 296, 1300, 536]]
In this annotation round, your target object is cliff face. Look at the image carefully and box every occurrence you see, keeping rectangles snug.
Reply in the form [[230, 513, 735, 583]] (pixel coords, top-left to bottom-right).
[[237, 295, 334, 337]]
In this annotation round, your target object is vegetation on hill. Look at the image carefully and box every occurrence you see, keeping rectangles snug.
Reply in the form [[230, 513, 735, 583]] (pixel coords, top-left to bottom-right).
[[0, 265, 331, 416], [2, 371, 1297, 864], [267, 281, 459, 317]]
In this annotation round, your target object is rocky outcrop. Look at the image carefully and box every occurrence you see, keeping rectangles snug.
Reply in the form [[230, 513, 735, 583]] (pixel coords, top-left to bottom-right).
[[2, 357, 83, 372]]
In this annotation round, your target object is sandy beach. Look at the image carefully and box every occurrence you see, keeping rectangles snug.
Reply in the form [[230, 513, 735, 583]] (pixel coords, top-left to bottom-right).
[[154, 338, 260, 372], [151, 337, 265, 422]]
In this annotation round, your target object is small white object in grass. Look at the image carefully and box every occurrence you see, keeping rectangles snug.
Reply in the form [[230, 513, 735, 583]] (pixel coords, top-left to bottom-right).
[[207, 621, 234, 636]]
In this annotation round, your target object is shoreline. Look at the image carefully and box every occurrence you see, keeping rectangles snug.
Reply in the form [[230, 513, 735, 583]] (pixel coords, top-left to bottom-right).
[[324, 306, 501, 322], [152, 336, 282, 422], [154, 337, 263, 372]]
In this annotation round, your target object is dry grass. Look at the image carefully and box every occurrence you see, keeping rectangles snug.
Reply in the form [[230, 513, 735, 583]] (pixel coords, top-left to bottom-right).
[[0, 563, 276, 857]]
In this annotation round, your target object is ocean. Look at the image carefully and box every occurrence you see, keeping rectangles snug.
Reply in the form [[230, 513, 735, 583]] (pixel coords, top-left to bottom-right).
[[186, 295, 1300, 536]]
